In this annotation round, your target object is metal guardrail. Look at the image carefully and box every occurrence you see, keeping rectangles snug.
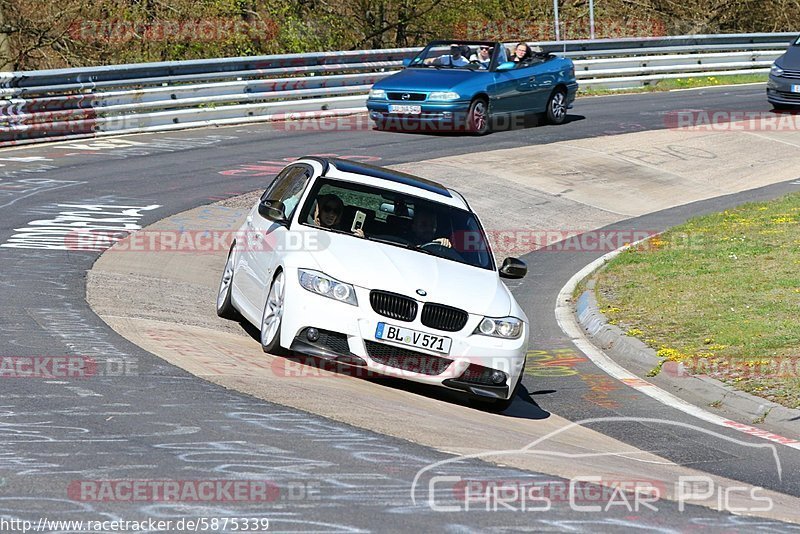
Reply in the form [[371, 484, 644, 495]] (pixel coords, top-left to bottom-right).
[[1, 32, 795, 146]]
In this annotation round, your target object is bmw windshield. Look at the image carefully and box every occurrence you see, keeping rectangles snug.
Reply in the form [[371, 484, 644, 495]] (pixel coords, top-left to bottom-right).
[[299, 178, 495, 271]]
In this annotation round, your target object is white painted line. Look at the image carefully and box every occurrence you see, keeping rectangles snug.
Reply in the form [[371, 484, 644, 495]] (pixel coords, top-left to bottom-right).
[[554, 237, 800, 451]]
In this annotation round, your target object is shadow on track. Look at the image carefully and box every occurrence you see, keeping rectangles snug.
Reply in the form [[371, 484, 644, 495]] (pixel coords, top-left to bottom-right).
[[373, 113, 586, 137]]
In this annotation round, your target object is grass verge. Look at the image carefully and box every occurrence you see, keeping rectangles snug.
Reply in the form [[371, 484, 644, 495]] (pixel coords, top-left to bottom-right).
[[594, 192, 800, 408], [579, 74, 768, 96]]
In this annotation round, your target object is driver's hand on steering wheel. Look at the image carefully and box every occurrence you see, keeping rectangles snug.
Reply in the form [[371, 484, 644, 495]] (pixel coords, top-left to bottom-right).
[[433, 237, 451, 248]]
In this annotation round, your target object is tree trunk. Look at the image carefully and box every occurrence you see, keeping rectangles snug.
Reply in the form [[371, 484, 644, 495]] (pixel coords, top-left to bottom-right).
[[0, 5, 14, 71]]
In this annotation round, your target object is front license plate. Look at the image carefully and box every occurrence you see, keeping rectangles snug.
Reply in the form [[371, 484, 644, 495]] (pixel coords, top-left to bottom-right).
[[388, 104, 421, 114], [375, 322, 452, 354], [792, 85, 800, 93]]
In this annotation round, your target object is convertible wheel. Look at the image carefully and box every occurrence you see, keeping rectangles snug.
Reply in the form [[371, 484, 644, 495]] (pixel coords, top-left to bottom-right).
[[467, 98, 491, 135], [216, 245, 240, 320], [260, 270, 287, 355], [545, 88, 568, 125]]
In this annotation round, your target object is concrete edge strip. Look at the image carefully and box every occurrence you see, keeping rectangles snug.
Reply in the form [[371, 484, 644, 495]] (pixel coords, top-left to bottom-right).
[[0, 107, 367, 149], [575, 281, 800, 428], [554, 237, 800, 451]]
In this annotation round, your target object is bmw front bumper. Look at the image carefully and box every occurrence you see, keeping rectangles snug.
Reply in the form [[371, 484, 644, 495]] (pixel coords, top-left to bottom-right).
[[279, 269, 527, 400]]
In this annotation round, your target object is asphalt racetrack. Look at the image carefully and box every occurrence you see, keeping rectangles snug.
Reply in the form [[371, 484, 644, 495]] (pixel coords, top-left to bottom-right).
[[2, 84, 800, 532]]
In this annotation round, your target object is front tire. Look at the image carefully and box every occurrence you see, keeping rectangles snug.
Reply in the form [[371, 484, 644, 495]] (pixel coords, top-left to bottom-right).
[[260, 270, 286, 355], [545, 88, 568, 125], [467, 98, 491, 135], [216, 244, 240, 320]]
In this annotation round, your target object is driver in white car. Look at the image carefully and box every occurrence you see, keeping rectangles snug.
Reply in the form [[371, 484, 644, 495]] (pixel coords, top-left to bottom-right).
[[409, 209, 452, 248]]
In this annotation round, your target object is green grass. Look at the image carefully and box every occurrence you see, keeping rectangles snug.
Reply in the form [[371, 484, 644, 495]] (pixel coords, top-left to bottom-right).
[[579, 74, 768, 96], [594, 193, 800, 408]]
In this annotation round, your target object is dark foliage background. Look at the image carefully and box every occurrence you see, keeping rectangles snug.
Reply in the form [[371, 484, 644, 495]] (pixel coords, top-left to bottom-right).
[[1, 0, 797, 70]]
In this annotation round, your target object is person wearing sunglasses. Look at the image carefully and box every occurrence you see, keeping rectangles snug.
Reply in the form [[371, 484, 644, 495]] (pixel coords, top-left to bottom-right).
[[469, 45, 492, 69], [312, 194, 365, 237]]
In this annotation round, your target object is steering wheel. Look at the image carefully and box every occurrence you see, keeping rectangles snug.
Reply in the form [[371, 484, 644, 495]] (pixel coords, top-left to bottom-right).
[[419, 242, 464, 261]]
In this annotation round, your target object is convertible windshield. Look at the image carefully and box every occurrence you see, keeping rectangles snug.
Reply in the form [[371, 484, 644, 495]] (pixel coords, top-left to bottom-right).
[[409, 42, 500, 70], [299, 178, 495, 270]]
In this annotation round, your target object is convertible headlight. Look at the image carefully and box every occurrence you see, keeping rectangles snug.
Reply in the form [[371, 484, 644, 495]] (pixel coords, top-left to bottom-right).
[[298, 269, 358, 306], [428, 91, 460, 101], [770, 64, 784, 77], [474, 316, 523, 339], [368, 88, 386, 99]]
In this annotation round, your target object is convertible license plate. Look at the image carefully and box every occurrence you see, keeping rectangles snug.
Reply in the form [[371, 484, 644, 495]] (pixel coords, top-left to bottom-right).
[[388, 104, 421, 114], [792, 85, 800, 93], [375, 322, 452, 354]]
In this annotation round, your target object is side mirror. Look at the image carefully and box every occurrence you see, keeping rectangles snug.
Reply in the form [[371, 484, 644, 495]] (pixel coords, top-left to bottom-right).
[[402, 58, 412, 67], [258, 199, 288, 224], [496, 61, 516, 72], [499, 257, 527, 279]]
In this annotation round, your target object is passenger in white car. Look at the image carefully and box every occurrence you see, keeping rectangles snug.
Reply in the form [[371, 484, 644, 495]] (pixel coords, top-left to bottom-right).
[[312, 194, 364, 237], [313, 194, 344, 229]]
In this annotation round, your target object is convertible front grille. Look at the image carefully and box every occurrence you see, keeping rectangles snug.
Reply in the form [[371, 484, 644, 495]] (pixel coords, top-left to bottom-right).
[[387, 92, 426, 101], [364, 341, 453, 375], [370, 290, 418, 322], [421, 303, 469, 332]]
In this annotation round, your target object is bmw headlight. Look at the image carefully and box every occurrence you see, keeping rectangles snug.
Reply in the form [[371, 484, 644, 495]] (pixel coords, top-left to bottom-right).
[[428, 91, 460, 101], [368, 89, 386, 99], [299, 269, 358, 306], [771, 64, 784, 77], [474, 316, 523, 339]]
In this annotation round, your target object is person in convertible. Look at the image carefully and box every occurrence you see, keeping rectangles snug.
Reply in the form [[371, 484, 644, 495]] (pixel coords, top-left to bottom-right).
[[424, 44, 470, 67], [469, 45, 492, 69]]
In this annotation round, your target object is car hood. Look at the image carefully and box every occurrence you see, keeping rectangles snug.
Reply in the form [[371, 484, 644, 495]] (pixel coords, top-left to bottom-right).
[[374, 68, 483, 92], [301, 232, 513, 317], [778, 43, 800, 69]]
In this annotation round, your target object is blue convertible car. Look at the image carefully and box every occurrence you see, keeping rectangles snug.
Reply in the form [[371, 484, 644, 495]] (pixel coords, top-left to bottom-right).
[[367, 40, 579, 134]]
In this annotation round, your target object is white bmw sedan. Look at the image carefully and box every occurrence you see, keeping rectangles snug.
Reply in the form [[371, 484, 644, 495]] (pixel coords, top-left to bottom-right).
[[216, 157, 529, 410]]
